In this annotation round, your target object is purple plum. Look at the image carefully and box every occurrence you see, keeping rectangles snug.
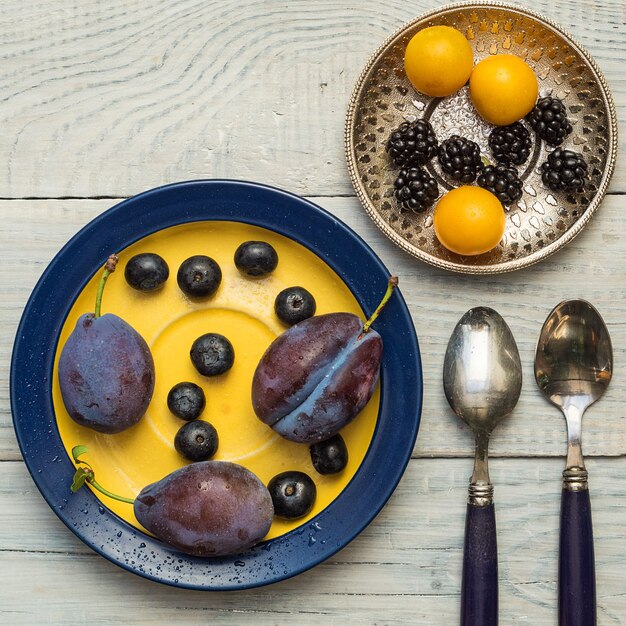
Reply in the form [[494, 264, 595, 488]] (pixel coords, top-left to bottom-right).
[[59, 313, 155, 433], [58, 255, 155, 434], [251, 277, 397, 444], [134, 461, 274, 557]]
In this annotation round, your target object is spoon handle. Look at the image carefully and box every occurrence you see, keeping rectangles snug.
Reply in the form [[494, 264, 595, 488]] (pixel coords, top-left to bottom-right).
[[461, 502, 498, 626], [559, 486, 596, 626]]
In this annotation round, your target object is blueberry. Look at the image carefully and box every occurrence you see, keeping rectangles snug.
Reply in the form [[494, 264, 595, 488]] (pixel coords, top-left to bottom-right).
[[167, 382, 206, 421], [174, 420, 219, 462], [190, 333, 234, 376], [177, 255, 222, 298], [234, 241, 278, 277], [274, 287, 316, 326], [267, 471, 316, 519], [124, 253, 169, 291], [310, 434, 348, 475]]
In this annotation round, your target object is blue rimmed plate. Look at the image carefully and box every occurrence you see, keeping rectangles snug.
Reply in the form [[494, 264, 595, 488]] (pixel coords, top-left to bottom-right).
[[10, 180, 422, 589]]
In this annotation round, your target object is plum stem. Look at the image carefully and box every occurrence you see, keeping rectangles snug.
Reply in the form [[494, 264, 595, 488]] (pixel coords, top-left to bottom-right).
[[94, 254, 119, 318], [89, 474, 135, 505], [361, 276, 399, 335], [71, 445, 134, 504]]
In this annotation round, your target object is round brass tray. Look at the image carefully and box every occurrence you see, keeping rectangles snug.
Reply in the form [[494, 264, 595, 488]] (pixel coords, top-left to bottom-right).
[[345, 2, 617, 274]]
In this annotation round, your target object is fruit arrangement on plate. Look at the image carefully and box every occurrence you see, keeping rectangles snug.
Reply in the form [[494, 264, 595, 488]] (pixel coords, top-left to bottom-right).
[[55, 221, 397, 557], [11, 183, 421, 589], [346, 3, 617, 273]]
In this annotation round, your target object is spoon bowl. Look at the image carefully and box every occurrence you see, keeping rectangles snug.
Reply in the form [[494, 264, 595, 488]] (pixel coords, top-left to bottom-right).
[[535, 299, 612, 412], [444, 307, 522, 436]]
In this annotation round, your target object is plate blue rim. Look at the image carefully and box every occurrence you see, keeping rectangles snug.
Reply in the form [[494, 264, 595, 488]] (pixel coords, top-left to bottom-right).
[[10, 179, 422, 590]]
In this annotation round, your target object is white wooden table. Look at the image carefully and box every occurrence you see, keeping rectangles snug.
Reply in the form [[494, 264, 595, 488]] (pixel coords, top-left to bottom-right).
[[1, 1, 624, 623]]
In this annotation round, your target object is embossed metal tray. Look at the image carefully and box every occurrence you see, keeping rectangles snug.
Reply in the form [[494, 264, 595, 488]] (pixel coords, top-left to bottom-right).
[[345, 2, 617, 274]]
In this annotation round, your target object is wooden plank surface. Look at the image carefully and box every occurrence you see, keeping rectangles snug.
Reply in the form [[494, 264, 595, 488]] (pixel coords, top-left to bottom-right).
[[1, 458, 625, 624], [2, 1, 626, 624], [0, 0, 624, 198]]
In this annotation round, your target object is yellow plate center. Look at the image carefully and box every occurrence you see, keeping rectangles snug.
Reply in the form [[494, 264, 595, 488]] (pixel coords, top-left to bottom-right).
[[52, 221, 380, 540]]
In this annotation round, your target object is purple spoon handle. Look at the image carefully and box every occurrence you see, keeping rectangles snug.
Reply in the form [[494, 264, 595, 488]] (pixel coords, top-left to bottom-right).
[[461, 502, 498, 626], [559, 485, 596, 626]]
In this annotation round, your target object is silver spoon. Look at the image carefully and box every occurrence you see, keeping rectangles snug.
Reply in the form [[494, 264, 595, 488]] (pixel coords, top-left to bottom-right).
[[535, 300, 612, 626], [444, 307, 522, 626]]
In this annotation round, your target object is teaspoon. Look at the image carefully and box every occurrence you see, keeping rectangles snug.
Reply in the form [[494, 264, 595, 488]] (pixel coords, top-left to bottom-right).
[[444, 307, 522, 626], [535, 300, 613, 626]]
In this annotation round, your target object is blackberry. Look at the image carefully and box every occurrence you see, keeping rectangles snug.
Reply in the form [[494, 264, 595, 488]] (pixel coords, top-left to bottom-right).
[[541, 148, 588, 193], [386, 120, 438, 167], [437, 135, 483, 183], [526, 97, 573, 146], [477, 164, 523, 205], [394, 167, 439, 213], [489, 123, 532, 166]]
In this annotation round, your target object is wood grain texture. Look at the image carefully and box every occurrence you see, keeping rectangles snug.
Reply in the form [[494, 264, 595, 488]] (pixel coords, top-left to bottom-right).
[[0, 0, 624, 198], [1, 458, 624, 624], [2, 2, 625, 623], [2, 196, 625, 461]]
